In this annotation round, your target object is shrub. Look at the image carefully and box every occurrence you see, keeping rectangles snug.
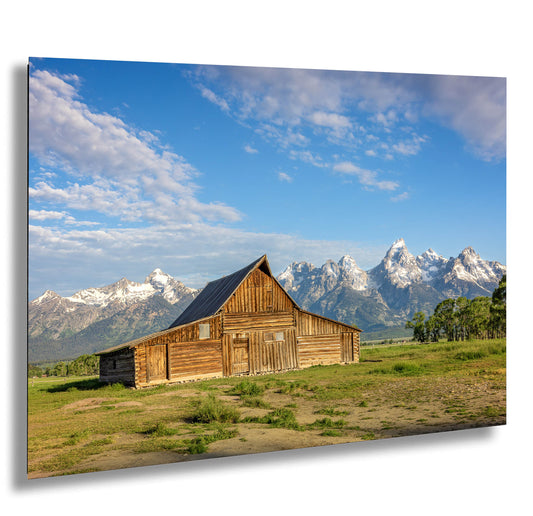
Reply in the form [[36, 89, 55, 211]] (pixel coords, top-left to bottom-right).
[[187, 437, 208, 454], [144, 422, 178, 437], [189, 394, 240, 424], [314, 408, 350, 417], [229, 380, 265, 397], [243, 408, 302, 431], [308, 417, 347, 429], [320, 429, 343, 437], [241, 396, 271, 409]]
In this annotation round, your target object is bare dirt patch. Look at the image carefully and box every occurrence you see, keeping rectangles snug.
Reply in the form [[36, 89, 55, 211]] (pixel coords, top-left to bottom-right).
[[62, 398, 109, 411]]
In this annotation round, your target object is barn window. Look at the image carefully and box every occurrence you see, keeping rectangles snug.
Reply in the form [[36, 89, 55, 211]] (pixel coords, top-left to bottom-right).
[[199, 323, 210, 340], [264, 332, 274, 341], [275, 331, 284, 341], [112, 359, 117, 369]]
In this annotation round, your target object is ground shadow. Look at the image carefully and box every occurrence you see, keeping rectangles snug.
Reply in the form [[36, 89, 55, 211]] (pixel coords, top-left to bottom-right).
[[42, 378, 109, 393]]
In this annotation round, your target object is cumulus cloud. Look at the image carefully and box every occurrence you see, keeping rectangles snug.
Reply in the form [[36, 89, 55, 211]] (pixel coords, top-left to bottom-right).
[[29, 69, 241, 226]]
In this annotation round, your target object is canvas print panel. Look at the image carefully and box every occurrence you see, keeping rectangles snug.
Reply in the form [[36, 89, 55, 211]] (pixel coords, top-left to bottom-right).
[[27, 58, 506, 478]]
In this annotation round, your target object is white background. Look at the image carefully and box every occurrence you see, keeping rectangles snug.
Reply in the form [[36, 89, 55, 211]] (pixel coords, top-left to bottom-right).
[[2, 2, 532, 514]]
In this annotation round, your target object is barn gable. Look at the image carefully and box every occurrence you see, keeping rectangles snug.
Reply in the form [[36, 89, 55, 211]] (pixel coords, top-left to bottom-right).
[[169, 255, 297, 328]]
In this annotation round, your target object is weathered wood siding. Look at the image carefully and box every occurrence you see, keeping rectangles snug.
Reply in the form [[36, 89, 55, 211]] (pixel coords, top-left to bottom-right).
[[223, 312, 294, 332], [99, 348, 135, 386], [353, 330, 360, 363], [222, 329, 299, 376], [297, 311, 349, 335], [134, 316, 223, 387], [296, 311, 359, 366], [224, 268, 293, 313], [168, 340, 223, 382], [297, 334, 342, 367]]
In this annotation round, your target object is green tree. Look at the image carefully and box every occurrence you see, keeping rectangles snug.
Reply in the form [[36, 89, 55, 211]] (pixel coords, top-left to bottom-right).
[[490, 275, 506, 337], [28, 364, 43, 378], [455, 297, 470, 341], [406, 311, 427, 342], [467, 296, 492, 339], [424, 314, 440, 342], [433, 298, 457, 341]]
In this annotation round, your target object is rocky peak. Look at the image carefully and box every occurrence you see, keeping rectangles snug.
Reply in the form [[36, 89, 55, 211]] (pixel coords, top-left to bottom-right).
[[32, 290, 61, 305]]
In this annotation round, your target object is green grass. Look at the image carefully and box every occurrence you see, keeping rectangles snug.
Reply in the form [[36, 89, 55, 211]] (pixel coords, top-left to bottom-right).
[[229, 380, 265, 397], [308, 417, 347, 429], [240, 396, 272, 409], [28, 338, 505, 477], [188, 394, 240, 424], [314, 408, 350, 417], [242, 408, 303, 431]]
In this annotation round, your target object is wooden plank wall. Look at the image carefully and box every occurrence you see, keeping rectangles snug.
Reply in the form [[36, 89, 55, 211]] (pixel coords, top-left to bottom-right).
[[168, 340, 223, 381], [249, 329, 298, 374], [223, 312, 294, 332], [353, 331, 360, 363], [99, 348, 136, 386], [297, 311, 349, 335], [224, 268, 293, 313], [297, 335, 342, 367], [133, 315, 223, 387]]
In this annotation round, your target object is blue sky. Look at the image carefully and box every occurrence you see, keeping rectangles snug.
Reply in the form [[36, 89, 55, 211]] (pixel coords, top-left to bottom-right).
[[28, 58, 506, 299]]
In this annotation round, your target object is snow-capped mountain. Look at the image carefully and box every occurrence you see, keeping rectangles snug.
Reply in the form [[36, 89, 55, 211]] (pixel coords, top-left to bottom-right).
[[28, 269, 198, 361], [368, 238, 422, 288], [416, 248, 449, 282], [29, 241, 506, 362], [277, 239, 505, 332], [433, 247, 507, 298]]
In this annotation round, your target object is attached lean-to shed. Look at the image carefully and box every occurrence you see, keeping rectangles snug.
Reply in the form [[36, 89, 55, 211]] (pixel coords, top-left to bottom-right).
[[96, 255, 361, 387]]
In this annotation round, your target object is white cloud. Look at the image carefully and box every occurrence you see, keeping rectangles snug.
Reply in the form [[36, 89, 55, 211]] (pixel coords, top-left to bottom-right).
[[278, 172, 293, 183], [391, 191, 410, 202], [199, 86, 230, 111], [288, 150, 327, 168], [392, 134, 428, 156], [333, 162, 399, 191], [29, 69, 242, 226], [191, 66, 505, 161], [244, 144, 258, 154], [423, 75, 506, 160], [29, 209, 68, 221], [308, 111, 351, 129], [28, 222, 387, 299]]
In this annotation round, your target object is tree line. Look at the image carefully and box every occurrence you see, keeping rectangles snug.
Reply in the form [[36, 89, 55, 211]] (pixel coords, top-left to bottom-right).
[[406, 275, 506, 342], [28, 354, 99, 378]]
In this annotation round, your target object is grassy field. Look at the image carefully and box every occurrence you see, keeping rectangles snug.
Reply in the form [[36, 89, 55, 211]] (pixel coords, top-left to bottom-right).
[[27, 338, 506, 478]]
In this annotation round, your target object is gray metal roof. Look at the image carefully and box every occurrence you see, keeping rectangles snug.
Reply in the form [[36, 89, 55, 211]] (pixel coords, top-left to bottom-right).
[[168, 255, 267, 329]]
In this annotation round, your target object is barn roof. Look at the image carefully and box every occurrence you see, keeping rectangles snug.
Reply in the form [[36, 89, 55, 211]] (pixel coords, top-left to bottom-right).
[[168, 255, 285, 329]]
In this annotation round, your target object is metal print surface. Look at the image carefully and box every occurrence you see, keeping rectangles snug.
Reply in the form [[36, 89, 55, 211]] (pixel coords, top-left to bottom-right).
[[27, 58, 506, 478]]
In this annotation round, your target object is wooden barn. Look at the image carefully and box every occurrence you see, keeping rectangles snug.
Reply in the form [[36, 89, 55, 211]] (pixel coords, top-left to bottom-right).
[[95, 255, 361, 388]]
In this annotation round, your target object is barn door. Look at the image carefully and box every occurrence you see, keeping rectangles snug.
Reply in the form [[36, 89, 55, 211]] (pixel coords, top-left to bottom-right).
[[232, 337, 250, 375], [341, 333, 354, 362], [147, 344, 168, 382]]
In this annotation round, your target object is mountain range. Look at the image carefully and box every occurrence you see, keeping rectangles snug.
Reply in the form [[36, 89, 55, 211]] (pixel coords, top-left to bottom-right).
[[28, 239, 505, 362]]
